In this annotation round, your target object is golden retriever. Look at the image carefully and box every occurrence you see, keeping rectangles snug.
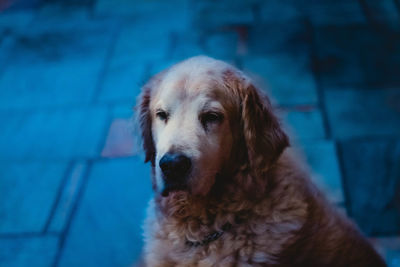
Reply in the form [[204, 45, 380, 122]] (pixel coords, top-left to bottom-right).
[[137, 56, 386, 266]]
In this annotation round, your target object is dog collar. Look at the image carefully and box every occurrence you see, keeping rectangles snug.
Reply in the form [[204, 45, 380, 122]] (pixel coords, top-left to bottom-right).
[[185, 223, 232, 247]]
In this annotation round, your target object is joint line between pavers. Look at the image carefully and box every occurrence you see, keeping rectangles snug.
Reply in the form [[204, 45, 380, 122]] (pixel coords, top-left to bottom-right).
[[303, 17, 332, 140], [91, 23, 124, 105], [0, 231, 59, 239], [334, 141, 352, 216], [357, 0, 378, 27], [394, 0, 400, 15], [51, 160, 93, 267], [95, 106, 114, 158], [42, 160, 75, 234]]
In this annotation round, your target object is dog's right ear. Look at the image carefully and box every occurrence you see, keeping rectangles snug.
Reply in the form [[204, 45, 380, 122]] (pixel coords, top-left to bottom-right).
[[137, 71, 166, 166], [138, 83, 155, 166]]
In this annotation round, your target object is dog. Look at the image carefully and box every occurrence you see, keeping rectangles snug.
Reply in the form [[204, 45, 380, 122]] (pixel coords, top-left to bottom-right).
[[137, 56, 386, 266]]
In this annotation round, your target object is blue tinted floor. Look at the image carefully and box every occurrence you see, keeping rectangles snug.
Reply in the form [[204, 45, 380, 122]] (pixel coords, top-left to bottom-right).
[[0, 0, 399, 266]]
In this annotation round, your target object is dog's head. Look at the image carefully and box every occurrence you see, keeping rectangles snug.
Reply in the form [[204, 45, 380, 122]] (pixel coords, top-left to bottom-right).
[[138, 56, 288, 197]]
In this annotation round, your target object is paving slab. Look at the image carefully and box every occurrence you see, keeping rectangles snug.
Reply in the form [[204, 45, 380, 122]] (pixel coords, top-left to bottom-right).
[[371, 237, 400, 267], [0, 21, 115, 109], [0, 236, 58, 267], [3, 17, 114, 66], [109, 22, 170, 69], [203, 31, 239, 61], [259, 0, 365, 25], [98, 59, 145, 104], [0, 34, 13, 71], [282, 108, 326, 141], [339, 139, 400, 235], [192, 0, 255, 29], [34, 3, 90, 22], [247, 21, 310, 56], [101, 118, 137, 158], [0, 61, 103, 110], [3, 0, 41, 10], [95, 0, 190, 31], [0, 10, 34, 32], [58, 157, 152, 267], [259, 0, 301, 23], [0, 161, 68, 233], [297, 1, 365, 25], [324, 88, 400, 140], [243, 55, 318, 106], [168, 31, 204, 62], [293, 140, 344, 204], [95, 0, 155, 17], [0, 106, 109, 160], [314, 24, 400, 87], [146, 59, 178, 79], [363, 0, 400, 28]]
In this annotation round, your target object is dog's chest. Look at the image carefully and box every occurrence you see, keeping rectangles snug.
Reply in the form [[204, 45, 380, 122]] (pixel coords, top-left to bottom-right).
[[144, 215, 298, 266]]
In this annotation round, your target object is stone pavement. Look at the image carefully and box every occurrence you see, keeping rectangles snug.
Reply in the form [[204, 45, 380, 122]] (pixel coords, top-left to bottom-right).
[[0, 0, 399, 266]]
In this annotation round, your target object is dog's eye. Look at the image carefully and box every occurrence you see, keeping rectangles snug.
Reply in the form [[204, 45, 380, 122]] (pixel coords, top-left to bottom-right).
[[156, 110, 168, 121], [201, 112, 223, 126]]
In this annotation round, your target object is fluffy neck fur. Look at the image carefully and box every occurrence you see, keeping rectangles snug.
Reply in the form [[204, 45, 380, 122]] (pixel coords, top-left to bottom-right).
[[153, 153, 308, 244]]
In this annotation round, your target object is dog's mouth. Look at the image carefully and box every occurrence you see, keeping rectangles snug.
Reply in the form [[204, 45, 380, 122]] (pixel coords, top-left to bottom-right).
[[161, 182, 188, 197]]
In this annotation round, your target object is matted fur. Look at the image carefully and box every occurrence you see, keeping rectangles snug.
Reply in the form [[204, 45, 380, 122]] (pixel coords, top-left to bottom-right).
[[137, 56, 386, 266]]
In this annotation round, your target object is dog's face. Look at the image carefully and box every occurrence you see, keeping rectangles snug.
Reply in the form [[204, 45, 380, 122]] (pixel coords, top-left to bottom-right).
[[138, 56, 289, 198], [150, 70, 234, 196]]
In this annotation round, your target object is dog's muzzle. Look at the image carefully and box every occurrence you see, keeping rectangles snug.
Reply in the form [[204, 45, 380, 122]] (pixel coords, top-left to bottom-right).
[[159, 153, 192, 196]]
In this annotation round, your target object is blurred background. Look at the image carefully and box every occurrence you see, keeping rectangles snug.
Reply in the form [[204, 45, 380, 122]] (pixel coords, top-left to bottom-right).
[[0, 0, 399, 266]]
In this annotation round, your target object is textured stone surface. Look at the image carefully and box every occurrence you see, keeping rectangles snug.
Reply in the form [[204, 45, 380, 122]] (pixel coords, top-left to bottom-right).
[[324, 88, 400, 139], [168, 31, 204, 61], [363, 0, 400, 28], [95, 0, 190, 32], [372, 237, 400, 267], [298, 1, 365, 25], [0, 10, 34, 32], [259, 0, 365, 25], [1, 0, 400, 265], [110, 21, 170, 67], [101, 119, 137, 158], [243, 55, 318, 106], [283, 108, 326, 141], [0, 107, 109, 160], [247, 22, 310, 56], [259, 0, 301, 23], [0, 61, 102, 109], [98, 60, 145, 104], [0, 23, 114, 109], [0, 236, 58, 267], [58, 157, 152, 267], [0, 161, 68, 233], [3, 19, 113, 66], [339, 139, 400, 235], [203, 31, 238, 61], [300, 140, 344, 204], [48, 162, 87, 233], [315, 24, 400, 87], [192, 0, 255, 29], [101, 104, 139, 158]]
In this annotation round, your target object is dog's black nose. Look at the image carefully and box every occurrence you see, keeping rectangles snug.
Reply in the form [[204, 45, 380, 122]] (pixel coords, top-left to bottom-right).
[[159, 153, 192, 180]]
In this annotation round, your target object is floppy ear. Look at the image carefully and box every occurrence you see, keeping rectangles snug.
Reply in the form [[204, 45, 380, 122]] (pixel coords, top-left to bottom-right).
[[241, 83, 289, 173], [138, 83, 156, 166], [222, 68, 289, 173], [137, 69, 171, 166]]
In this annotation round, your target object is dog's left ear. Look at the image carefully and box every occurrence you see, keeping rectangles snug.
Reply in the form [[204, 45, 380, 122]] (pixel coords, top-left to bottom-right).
[[223, 69, 289, 173], [241, 83, 289, 172]]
